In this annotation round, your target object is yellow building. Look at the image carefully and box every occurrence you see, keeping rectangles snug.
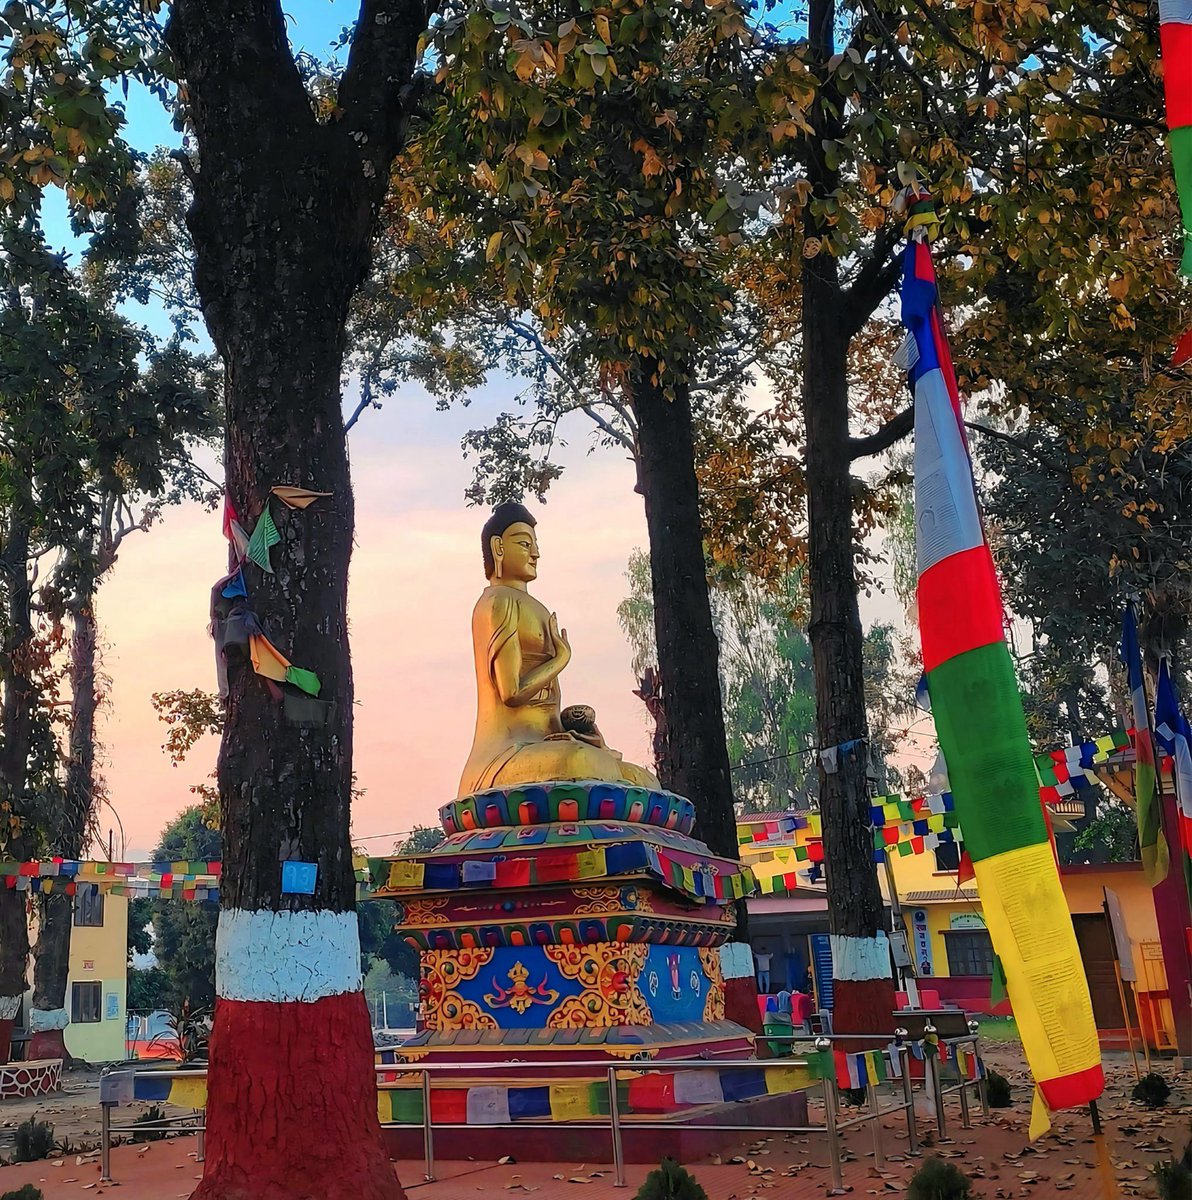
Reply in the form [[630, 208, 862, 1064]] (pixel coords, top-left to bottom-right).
[[739, 811, 1177, 1050], [25, 890, 128, 1063]]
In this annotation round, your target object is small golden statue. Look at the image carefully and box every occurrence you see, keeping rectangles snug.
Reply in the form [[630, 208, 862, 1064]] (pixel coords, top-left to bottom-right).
[[457, 503, 661, 797]]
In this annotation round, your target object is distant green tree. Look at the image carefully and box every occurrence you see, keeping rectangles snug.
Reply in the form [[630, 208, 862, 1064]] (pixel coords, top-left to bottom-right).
[[619, 553, 915, 809], [127, 966, 171, 1013], [145, 807, 221, 1009]]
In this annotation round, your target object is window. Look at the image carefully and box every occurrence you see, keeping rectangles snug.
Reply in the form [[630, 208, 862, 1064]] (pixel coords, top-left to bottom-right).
[[933, 842, 961, 872], [72, 982, 102, 1024], [74, 890, 105, 928], [944, 929, 995, 977]]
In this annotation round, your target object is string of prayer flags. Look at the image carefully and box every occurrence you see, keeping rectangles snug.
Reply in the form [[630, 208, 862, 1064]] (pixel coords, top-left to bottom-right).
[[271, 485, 333, 509], [1160, 0, 1192, 364], [245, 505, 281, 573], [905, 184, 1102, 1138]]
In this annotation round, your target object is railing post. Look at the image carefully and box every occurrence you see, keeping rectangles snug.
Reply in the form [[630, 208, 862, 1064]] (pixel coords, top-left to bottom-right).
[[924, 1023, 945, 1139], [197, 1120, 205, 1163], [421, 1069, 435, 1183], [956, 1046, 972, 1130], [816, 1037, 844, 1192], [866, 1080, 884, 1167], [895, 1030, 917, 1155], [100, 1103, 112, 1183], [968, 1020, 989, 1118], [607, 1066, 626, 1188]]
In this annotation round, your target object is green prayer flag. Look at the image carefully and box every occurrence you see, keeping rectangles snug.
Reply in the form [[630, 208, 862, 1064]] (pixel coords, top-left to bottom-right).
[[246, 505, 281, 573], [285, 665, 321, 697], [989, 953, 1008, 1009]]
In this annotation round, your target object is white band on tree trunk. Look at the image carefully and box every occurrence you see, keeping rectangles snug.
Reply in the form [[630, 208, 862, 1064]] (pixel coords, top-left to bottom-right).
[[28, 1007, 69, 1032], [216, 908, 362, 1003], [0, 995, 21, 1020], [830, 932, 892, 981]]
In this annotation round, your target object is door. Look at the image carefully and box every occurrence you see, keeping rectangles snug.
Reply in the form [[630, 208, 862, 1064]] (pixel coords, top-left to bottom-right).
[[1072, 912, 1137, 1029]]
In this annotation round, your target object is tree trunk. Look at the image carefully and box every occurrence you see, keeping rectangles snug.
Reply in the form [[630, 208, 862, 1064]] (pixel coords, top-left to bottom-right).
[[30, 586, 97, 1062], [165, 5, 416, 1196], [632, 365, 738, 864], [801, 0, 894, 1033], [0, 507, 35, 1062]]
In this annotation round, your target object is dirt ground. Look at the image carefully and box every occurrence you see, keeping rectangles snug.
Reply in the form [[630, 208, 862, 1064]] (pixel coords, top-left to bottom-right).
[[0, 1044, 1187, 1198]]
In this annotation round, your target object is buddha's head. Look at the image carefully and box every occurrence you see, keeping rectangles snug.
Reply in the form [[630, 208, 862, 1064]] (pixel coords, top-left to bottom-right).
[[482, 502, 539, 582]]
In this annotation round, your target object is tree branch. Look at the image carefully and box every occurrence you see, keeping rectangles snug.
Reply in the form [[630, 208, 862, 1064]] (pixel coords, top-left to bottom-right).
[[964, 420, 1068, 473], [843, 225, 903, 334], [848, 405, 913, 459], [338, 0, 432, 176]]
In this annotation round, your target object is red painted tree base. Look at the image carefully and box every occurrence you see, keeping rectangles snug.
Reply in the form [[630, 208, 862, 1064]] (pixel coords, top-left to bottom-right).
[[831, 977, 897, 1037], [190, 991, 405, 1200], [723, 977, 764, 1033], [27, 1029, 68, 1062], [0, 1018, 12, 1065]]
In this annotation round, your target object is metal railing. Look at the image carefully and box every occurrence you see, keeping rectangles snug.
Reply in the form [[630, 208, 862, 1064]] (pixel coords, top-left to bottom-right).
[[98, 1067, 206, 1183], [97, 1025, 994, 1192]]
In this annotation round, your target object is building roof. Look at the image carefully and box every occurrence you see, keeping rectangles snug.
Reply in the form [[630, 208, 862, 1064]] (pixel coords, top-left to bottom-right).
[[903, 888, 980, 904]]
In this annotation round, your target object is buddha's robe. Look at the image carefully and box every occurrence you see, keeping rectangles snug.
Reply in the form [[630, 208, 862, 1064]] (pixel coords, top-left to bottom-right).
[[458, 584, 660, 797]]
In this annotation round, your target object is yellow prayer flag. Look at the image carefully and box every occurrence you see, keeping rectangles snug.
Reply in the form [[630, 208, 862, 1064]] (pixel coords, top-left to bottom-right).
[[1028, 1087, 1051, 1140], [548, 1085, 593, 1121], [388, 861, 425, 889], [574, 849, 606, 878], [168, 1076, 208, 1110], [765, 1065, 811, 1094]]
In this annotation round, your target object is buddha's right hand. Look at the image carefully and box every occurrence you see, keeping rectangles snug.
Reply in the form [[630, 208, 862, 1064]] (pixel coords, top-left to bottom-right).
[[549, 612, 572, 666]]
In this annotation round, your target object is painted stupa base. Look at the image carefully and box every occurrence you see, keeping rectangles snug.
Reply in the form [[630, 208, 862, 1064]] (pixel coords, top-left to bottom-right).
[[375, 781, 761, 1079]]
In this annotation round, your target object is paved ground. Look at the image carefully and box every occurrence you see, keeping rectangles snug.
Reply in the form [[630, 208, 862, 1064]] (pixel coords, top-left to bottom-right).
[[0, 1048, 1186, 1197]]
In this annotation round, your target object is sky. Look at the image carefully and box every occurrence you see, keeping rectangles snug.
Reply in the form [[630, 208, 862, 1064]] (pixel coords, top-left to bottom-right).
[[43, 1, 913, 859]]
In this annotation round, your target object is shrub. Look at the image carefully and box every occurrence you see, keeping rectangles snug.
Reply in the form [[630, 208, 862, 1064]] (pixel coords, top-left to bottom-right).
[[1, 1187, 46, 1200], [130, 1104, 168, 1143], [12, 1118, 54, 1163], [1153, 1139, 1192, 1200], [634, 1158, 709, 1200], [1132, 1072, 1172, 1109], [985, 1069, 1011, 1108], [906, 1157, 973, 1200]]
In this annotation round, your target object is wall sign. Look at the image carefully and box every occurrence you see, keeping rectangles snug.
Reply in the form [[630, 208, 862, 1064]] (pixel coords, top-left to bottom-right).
[[910, 908, 933, 975]]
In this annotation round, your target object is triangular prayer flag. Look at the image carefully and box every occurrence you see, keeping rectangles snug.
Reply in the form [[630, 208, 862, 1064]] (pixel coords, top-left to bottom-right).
[[271, 486, 332, 509], [246, 505, 281, 573], [250, 634, 291, 682]]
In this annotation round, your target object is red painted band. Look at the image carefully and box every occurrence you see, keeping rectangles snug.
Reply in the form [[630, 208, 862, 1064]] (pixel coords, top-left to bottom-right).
[[917, 545, 1005, 672], [1038, 1062, 1105, 1110], [192, 991, 405, 1200], [1161, 22, 1192, 128]]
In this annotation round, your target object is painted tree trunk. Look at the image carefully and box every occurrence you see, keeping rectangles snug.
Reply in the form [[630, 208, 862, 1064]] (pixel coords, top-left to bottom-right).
[[30, 590, 97, 1062], [0, 507, 35, 1062], [800, 0, 895, 1030], [163, 2, 425, 1193], [631, 366, 738, 865]]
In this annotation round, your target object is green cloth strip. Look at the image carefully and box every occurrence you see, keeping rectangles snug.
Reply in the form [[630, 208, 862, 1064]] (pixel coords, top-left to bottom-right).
[[927, 641, 1047, 862]]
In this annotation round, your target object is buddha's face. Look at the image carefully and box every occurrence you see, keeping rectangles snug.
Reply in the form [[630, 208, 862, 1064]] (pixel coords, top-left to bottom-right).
[[492, 522, 539, 582]]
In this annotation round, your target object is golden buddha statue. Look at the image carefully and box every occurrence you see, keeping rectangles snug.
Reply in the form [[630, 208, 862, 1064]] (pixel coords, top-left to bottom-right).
[[458, 502, 661, 798]]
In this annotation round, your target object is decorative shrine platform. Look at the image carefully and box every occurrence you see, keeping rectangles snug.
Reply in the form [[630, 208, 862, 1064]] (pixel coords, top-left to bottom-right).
[[374, 781, 759, 1070], [0, 1057, 61, 1099]]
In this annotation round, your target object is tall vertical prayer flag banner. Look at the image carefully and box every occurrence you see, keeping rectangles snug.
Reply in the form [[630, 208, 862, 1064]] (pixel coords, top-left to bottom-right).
[[1161, 0, 1192, 363], [1153, 657, 1192, 935], [1122, 605, 1169, 884], [904, 191, 1102, 1137]]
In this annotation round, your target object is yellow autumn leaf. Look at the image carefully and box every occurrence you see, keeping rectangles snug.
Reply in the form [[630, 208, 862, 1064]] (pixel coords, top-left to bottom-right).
[[486, 231, 503, 261]]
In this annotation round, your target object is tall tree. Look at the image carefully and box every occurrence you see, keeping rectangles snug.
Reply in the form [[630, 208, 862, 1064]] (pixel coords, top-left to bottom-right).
[[2, 2, 434, 1194]]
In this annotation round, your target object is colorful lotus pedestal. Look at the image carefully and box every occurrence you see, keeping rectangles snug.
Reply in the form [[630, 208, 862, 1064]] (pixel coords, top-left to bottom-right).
[[371, 781, 801, 1158]]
